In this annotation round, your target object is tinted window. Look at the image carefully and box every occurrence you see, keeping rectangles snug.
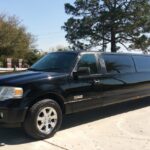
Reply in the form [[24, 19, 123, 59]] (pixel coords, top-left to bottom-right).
[[30, 52, 77, 73], [78, 54, 98, 74], [103, 54, 135, 74], [133, 55, 150, 72]]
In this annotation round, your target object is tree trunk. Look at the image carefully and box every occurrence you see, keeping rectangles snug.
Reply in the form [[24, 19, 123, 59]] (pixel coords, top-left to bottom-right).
[[111, 28, 116, 52]]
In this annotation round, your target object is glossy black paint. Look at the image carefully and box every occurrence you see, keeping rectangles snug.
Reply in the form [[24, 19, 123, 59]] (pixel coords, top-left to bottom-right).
[[0, 51, 150, 126]]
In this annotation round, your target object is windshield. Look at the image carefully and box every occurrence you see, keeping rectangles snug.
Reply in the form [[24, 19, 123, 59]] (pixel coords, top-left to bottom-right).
[[30, 52, 78, 73]]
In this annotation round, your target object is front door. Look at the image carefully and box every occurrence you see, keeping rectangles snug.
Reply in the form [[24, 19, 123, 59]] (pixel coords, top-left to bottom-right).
[[66, 53, 103, 113]]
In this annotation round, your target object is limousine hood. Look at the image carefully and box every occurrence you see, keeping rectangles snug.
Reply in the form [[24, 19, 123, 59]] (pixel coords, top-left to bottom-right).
[[0, 70, 67, 86]]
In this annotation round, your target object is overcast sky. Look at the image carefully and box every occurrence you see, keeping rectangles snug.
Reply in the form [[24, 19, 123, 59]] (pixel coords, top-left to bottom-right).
[[0, 0, 75, 51]]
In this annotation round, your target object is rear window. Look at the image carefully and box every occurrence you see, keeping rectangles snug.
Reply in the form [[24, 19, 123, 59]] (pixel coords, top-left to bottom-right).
[[133, 55, 150, 72], [103, 54, 135, 74]]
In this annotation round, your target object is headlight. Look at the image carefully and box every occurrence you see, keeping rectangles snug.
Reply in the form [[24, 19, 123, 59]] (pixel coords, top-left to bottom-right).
[[0, 87, 23, 101]]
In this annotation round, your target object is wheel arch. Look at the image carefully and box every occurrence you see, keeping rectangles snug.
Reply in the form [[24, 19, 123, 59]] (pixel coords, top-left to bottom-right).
[[28, 92, 66, 114]]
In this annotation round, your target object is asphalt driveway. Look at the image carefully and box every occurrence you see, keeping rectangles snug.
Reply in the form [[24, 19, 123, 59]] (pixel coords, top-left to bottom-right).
[[0, 99, 150, 150]]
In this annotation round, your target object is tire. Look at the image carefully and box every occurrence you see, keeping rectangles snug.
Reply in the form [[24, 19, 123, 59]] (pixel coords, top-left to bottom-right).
[[23, 99, 62, 140]]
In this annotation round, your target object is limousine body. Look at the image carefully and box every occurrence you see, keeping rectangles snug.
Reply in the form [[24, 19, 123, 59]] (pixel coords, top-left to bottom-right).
[[0, 51, 150, 139]]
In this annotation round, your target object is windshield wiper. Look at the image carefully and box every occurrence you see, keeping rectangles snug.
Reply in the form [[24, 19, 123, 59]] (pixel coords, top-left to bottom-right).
[[28, 67, 63, 72]]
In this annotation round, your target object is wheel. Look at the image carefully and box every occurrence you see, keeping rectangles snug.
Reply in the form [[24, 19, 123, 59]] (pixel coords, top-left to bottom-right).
[[23, 99, 62, 140]]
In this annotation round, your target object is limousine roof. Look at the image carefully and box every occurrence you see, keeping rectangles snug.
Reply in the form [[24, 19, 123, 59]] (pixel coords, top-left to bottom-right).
[[55, 51, 150, 57]]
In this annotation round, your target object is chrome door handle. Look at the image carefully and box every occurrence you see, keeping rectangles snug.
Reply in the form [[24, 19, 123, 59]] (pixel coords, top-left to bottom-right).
[[93, 80, 101, 85]]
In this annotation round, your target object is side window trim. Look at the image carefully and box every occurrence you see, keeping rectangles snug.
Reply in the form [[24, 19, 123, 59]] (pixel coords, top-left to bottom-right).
[[131, 55, 138, 73], [98, 54, 107, 74]]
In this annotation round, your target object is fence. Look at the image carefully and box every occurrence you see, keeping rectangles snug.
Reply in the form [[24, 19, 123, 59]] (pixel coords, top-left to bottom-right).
[[0, 68, 27, 73]]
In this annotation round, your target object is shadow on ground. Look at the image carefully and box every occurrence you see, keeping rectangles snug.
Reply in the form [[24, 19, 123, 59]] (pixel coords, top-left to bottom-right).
[[0, 99, 150, 145]]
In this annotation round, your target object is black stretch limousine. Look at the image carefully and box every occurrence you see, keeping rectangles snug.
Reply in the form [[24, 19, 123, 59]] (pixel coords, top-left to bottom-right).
[[0, 51, 150, 139]]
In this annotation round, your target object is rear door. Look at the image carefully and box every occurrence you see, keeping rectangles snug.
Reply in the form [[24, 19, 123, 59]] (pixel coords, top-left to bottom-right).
[[95, 54, 140, 106]]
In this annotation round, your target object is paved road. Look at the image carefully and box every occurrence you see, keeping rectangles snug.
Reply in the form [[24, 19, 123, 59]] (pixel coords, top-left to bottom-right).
[[0, 100, 150, 150]]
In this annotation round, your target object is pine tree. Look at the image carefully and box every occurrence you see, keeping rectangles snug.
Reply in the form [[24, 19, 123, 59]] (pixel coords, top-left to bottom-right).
[[63, 0, 150, 52]]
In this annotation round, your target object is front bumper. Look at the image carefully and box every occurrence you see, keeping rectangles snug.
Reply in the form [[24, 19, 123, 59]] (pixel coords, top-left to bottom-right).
[[0, 107, 27, 127]]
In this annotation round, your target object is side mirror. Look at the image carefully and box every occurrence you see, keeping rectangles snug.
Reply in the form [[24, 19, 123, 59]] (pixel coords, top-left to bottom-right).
[[77, 67, 91, 76], [73, 67, 91, 79]]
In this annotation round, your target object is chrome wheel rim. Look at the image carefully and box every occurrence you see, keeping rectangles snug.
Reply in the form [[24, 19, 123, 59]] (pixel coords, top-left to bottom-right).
[[37, 107, 58, 134]]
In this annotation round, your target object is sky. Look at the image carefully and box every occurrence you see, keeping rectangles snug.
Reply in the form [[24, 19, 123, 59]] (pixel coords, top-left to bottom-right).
[[0, 0, 74, 51]]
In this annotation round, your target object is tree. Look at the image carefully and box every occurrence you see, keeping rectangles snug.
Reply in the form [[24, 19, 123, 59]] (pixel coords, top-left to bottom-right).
[[49, 45, 69, 52], [25, 49, 44, 66], [0, 14, 35, 59], [63, 0, 150, 52]]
